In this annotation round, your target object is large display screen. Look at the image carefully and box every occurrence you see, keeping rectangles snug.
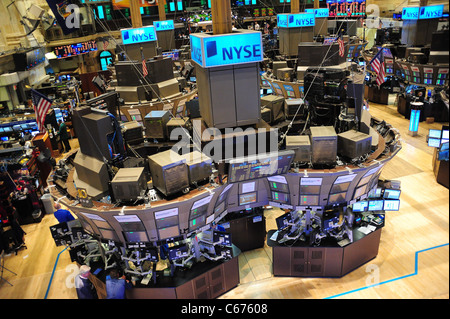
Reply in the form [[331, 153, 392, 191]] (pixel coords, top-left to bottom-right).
[[327, 0, 366, 17], [228, 151, 294, 183], [54, 41, 98, 59]]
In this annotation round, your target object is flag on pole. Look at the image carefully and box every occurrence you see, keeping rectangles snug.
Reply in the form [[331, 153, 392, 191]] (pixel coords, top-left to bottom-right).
[[370, 48, 386, 87], [336, 36, 345, 57], [141, 51, 148, 77], [31, 89, 53, 132]]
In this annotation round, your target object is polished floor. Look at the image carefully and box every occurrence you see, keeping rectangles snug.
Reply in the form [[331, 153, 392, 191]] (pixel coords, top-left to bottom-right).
[[0, 99, 448, 299]]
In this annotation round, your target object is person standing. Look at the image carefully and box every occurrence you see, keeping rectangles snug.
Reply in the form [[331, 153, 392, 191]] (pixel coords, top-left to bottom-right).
[[75, 265, 97, 299], [53, 203, 75, 223], [58, 120, 71, 153]]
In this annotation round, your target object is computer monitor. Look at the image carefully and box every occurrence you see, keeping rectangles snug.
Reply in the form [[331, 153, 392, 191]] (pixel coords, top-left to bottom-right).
[[352, 201, 368, 212], [168, 244, 189, 261], [383, 200, 400, 211], [213, 231, 232, 246], [0, 136, 9, 142], [383, 188, 401, 200], [239, 192, 257, 206], [428, 137, 441, 148], [368, 187, 382, 198], [124, 231, 149, 242], [275, 212, 292, 231], [299, 195, 319, 206], [368, 200, 384, 211], [428, 129, 441, 139], [271, 191, 290, 204]]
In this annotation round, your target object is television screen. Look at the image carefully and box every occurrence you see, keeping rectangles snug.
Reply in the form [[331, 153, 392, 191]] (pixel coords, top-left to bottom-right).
[[299, 195, 319, 206], [239, 192, 257, 205], [383, 200, 400, 211], [271, 191, 290, 204], [213, 231, 232, 246], [368, 200, 384, 211], [124, 231, 149, 242], [442, 129, 449, 140], [368, 187, 382, 198], [353, 201, 368, 212]]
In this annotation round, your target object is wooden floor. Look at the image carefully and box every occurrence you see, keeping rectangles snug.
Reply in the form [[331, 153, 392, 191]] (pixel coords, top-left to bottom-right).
[[0, 99, 448, 299]]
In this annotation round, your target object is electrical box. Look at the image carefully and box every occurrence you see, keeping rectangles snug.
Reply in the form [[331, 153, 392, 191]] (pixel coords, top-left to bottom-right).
[[148, 150, 189, 196], [277, 67, 294, 81], [121, 121, 144, 145], [180, 151, 213, 185], [309, 126, 337, 165], [285, 135, 311, 162], [111, 167, 147, 201], [337, 129, 372, 159], [144, 110, 171, 139], [285, 98, 304, 119]]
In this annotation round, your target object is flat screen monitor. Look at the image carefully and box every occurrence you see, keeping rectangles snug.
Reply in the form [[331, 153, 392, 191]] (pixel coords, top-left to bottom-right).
[[368, 187, 382, 198], [429, 129, 442, 139], [155, 208, 179, 229], [92, 219, 112, 229], [213, 231, 232, 246], [271, 191, 290, 204], [328, 192, 347, 204], [352, 201, 368, 212], [428, 137, 441, 148], [239, 192, 257, 206], [99, 228, 120, 241], [276, 212, 292, 231], [383, 200, 400, 211], [368, 200, 384, 211], [168, 245, 189, 261], [299, 195, 319, 206], [442, 129, 449, 140], [214, 201, 226, 215], [158, 225, 180, 240], [0, 136, 9, 142], [268, 181, 289, 193], [353, 185, 367, 199], [383, 189, 401, 200], [330, 182, 351, 194], [120, 222, 145, 232], [189, 214, 206, 231], [124, 231, 149, 242]]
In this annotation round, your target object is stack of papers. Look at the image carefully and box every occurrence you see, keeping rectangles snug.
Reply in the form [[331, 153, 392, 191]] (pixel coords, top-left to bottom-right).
[[357, 225, 377, 235]]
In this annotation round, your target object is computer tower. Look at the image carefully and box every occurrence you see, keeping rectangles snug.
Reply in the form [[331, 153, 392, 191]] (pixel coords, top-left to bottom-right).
[[261, 95, 285, 123], [337, 130, 372, 159], [144, 110, 171, 139], [285, 135, 311, 162], [111, 167, 147, 201], [309, 126, 337, 165], [180, 151, 213, 185], [285, 98, 304, 119], [148, 150, 189, 196], [147, 57, 174, 84]]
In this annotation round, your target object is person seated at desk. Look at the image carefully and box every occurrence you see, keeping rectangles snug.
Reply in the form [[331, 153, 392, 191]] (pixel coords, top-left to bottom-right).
[[53, 203, 75, 223], [106, 268, 135, 299]]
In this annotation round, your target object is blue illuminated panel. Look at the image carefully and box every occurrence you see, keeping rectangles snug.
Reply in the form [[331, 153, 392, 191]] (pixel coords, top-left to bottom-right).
[[277, 13, 315, 28], [305, 8, 330, 18], [121, 26, 157, 45], [190, 31, 263, 68], [419, 5, 444, 19], [154, 20, 175, 31], [402, 7, 420, 20], [409, 109, 420, 132]]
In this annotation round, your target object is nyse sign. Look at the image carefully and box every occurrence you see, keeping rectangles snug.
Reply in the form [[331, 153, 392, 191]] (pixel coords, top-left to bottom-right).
[[402, 4, 443, 20], [190, 31, 263, 68], [277, 13, 316, 28], [305, 8, 330, 18], [154, 20, 175, 31], [419, 5, 444, 19], [121, 26, 157, 45]]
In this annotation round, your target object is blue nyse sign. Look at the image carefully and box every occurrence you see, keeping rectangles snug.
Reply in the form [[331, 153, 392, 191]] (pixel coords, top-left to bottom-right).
[[419, 5, 444, 19], [121, 26, 157, 45], [277, 13, 316, 28], [402, 7, 420, 19], [190, 31, 263, 68], [154, 20, 175, 31], [305, 8, 330, 18]]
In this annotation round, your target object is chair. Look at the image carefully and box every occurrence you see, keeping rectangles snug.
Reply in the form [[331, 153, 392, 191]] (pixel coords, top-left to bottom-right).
[[0, 250, 17, 286]]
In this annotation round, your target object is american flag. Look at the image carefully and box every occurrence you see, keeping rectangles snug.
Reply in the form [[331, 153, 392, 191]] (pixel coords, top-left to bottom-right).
[[370, 49, 386, 87], [337, 36, 345, 57], [142, 51, 148, 77], [31, 89, 52, 132]]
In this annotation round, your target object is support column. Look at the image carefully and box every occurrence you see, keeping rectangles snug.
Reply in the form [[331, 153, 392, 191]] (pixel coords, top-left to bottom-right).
[[130, 0, 143, 28], [314, 0, 320, 9], [158, 0, 167, 21], [291, 0, 300, 13], [211, 0, 232, 35]]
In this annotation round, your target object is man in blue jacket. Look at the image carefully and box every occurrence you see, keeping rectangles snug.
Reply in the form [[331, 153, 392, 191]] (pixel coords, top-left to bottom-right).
[[53, 203, 75, 223], [106, 268, 135, 299]]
